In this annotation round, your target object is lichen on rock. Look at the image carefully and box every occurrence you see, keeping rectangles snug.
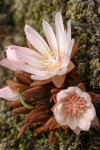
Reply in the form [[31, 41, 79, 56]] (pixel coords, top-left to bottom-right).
[[0, 0, 100, 149]]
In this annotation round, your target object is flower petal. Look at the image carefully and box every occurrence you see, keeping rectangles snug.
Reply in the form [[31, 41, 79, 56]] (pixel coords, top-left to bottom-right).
[[8, 45, 43, 59], [25, 25, 50, 51], [19, 63, 46, 75], [57, 90, 68, 102], [75, 88, 91, 107], [42, 20, 58, 54], [61, 56, 70, 68], [66, 115, 77, 130], [55, 12, 65, 56], [64, 20, 71, 52], [54, 103, 67, 125], [15, 48, 45, 68], [0, 58, 21, 71], [31, 74, 53, 80], [25, 25, 51, 56], [76, 115, 91, 131], [0, 86, 19, 101], [6, 47, 19, 61], [83, 104, 96, 121], [65, 39, 75, 58]]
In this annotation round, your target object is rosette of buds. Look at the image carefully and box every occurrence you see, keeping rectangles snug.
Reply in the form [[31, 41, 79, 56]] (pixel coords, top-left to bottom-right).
[[0, 12, 99, 143]]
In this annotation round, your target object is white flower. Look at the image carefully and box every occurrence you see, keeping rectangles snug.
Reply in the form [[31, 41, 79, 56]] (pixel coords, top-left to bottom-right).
[[0, 86, 19, 101], [53, 86, 96, 132], [0, 12, 75, 87]]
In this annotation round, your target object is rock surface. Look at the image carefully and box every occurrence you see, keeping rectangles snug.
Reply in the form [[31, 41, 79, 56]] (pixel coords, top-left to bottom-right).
[[0, 0, 100, 149]]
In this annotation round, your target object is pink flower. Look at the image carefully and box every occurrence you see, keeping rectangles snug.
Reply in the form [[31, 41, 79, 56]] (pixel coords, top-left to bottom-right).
[[0, 86, 19, 101], [0, 12, 75, 88], [52, 86, 96, 132]]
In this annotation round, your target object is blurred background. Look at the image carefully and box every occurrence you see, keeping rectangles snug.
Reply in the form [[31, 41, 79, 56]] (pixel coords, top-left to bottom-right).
[[0, 0, 100, 149]]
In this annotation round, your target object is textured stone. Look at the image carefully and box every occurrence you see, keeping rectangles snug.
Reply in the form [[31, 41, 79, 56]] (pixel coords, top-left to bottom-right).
[[0, 0, 100, 149]]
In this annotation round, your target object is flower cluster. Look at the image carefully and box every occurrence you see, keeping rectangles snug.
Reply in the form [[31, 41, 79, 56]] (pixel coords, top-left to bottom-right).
[[0, 12, 99, 141]]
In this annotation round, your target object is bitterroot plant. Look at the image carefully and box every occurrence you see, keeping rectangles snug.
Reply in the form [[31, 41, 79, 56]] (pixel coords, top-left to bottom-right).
[[0, 12, 99, 144]]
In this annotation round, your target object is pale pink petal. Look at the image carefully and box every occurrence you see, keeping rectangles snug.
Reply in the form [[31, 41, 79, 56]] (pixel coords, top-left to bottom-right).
[[64, 20, 71, 52], [80, 92, 91, 107], [25, 25, 51, 56], [25, 25, 50, 51], [19, 63, 46, 75], [54, 103, 67, 125], [31, 74, 53, 80], [15, 49, 46, 68], [83, 104, 96, 121], [67, 20, 71, 41], [57, 90, 68, 102], [55, 12, 64, 36], [61, 56, 70, 68], [64, 87, 76, 95], [65, 39, 75, 57], [0, 87, 19, 101], [0, 58, 21, 71], [66, 115, 77, 130], [42, 20, 58, 54], [76, 115, 91, 131], [74, 87, 91, 106], [55, 12, 65, 56], [6, 47, 19, 61], [8, 45, 43, 59]]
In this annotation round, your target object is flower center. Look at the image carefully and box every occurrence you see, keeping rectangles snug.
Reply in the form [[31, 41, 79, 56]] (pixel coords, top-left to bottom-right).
[[63, 93, 86, 116], [42, 52, 62, 71]]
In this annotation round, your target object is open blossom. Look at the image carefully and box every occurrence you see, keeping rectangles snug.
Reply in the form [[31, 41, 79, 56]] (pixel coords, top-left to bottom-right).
[[0, 12, 75, 87], [0, 86, 19, 101], [53, 86, 96, 132]]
